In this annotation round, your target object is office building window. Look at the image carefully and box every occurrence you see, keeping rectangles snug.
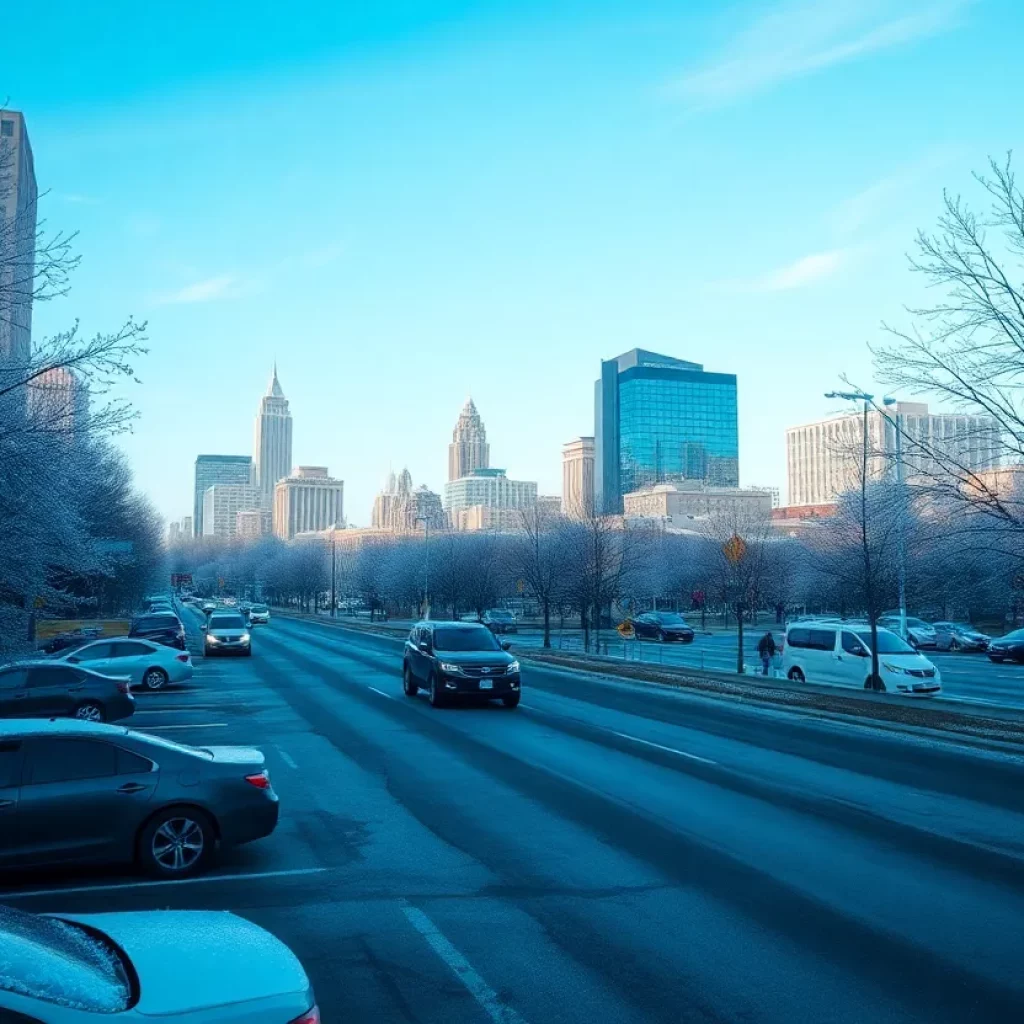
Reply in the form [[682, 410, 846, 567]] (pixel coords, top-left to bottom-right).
[[1, 119, 14, 137]]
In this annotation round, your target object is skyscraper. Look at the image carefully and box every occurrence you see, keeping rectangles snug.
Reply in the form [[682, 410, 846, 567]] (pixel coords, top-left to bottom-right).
[[203, 483, 262, 538], [448, 398, 490, 481], [273, 466, 344, 539], [193, 455, 253, 537], [562, 436, 595, 518], [0, 109, 38, 402], [28, 367, 89, 436], [253, 364, 293, 507], [594, 349, 738, 514]]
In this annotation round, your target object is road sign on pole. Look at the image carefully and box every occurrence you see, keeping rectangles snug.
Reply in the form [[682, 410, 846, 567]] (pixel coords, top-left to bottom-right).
[[723, 534, 746, 565]]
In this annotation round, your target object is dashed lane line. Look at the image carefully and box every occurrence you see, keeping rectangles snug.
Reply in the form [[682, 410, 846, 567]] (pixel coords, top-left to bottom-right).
[[611, 731, 718, 765], [368, 686, 395, 700], [141, 723, 228, 731], [275, 745, 299, 769]]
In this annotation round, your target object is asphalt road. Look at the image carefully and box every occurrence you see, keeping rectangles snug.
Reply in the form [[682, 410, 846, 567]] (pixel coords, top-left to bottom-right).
[[3, 611, 1024, 1023]]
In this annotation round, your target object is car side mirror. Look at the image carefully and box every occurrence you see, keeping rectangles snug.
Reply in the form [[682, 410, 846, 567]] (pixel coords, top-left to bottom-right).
[[500, 640, 511, 651], [853, 647, 868, 657], [418, 640, 430, 653], [200, 624, 208, 632]]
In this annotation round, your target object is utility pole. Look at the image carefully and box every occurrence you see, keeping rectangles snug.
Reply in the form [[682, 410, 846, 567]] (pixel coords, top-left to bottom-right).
[[416, 516, 431, 619], [883, 397, 908, 642], [330, 531, 337, 619]]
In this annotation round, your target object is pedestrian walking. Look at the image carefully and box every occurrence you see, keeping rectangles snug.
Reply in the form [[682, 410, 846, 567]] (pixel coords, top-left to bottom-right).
[[757, 631, 776, 676]]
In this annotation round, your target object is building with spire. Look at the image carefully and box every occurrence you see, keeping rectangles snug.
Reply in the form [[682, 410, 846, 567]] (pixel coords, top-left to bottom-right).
[[253, 364, 293, 508], [448, 398, 490, 482], [372, 467, 443, 532]]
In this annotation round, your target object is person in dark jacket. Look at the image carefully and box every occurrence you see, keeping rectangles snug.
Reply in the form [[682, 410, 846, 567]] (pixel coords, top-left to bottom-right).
[[757, 632, 777, 675]]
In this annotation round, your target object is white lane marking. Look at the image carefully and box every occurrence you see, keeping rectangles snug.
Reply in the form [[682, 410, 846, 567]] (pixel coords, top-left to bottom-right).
[[275, 745, 299, 769], [368, 686, 394, 700], [0, 866, 328, 901], [142, 723, 228, 731], [399, 899, 528, 1024], [611, 731, 717, 765], [132, 706, 227, 713]]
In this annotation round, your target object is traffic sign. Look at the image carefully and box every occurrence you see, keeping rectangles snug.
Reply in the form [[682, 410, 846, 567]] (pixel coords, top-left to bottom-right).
[[723, 534, 747, 565]]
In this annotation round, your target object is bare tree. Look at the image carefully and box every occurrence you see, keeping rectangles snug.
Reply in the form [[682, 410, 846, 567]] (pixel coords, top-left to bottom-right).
[[506, 506, 571, 648]]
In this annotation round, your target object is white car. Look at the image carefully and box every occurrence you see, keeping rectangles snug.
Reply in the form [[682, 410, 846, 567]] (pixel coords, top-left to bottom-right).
[[782, 621, 942, 695], [59, 638, 193, 691], [0, 905, 319, 1023], [250, 603, 271, 624]]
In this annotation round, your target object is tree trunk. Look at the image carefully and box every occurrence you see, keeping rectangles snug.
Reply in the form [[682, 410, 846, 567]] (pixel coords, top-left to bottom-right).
[[736, 602, 744, 674], [542, 598, 551, 649]]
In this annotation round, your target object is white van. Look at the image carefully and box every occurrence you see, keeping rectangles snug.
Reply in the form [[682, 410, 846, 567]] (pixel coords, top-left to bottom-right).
[[782, 621, 942, 695]]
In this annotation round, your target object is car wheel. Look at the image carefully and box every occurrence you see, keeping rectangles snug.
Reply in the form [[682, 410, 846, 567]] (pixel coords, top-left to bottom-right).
[[949, 638, 961, 652], [787, 668, 805, 682], [502, 693, 521, 709], [429, 672, 447, 708], [138, 807, 214, 878], [142, 667, 169, 691], [657, 630, 666, 642], [74, 701, 105, 722], [989, 655, 1004, 663], [403, 664, 418, 697]]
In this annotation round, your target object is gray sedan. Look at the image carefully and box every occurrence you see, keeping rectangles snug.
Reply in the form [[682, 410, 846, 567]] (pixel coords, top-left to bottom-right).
[[932, 621, 991, 652], [0, 719, 278, 877]]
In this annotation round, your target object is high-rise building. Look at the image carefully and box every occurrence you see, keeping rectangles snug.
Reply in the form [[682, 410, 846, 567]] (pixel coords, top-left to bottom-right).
[[27, 367, 89, 436], [448, 398, 490, 481], [203, 484, 262, 538], [253, 365, 293, 508], [786, 402, 1001, 506], [562, 436, 595, 518], [193, 455, 252, 537], [0, 109, 37, 403], [168, 521, 181, 543], [372, 468, 443, 532], [273, 466, 344, 539], [180, 516, 193, 537], [594, 349, 739, 514], [236, 508, 271, 538], [444, 468, 537, 530]]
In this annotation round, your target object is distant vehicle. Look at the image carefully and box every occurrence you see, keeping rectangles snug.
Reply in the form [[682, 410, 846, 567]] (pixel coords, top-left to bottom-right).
[[38, 632, 92, 656], [932, 621, 991, 652], [222, 597, 238, 607], [0, 905, 317, 1024], [0, 719, 279, 878], [128, 612, 186, 650], [481, 609, 518, 634], [0, 662, 135, 722], [987, 629, 1024, 663], [631, 611, 695, 643], [201, 600, 216, 613], [250, 603, 271, 624], [202, 612, 251, 656], [59, 638, 193, 691], [782, 622, 941, 695], [879, 615, 938, 649], [403, 621, 520, 708]]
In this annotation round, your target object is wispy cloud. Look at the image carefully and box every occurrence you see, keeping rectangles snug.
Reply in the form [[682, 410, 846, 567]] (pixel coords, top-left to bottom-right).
[[157, 274, 242, 305], [670, 0, 972, 108], [59, 192, 102, 206], [754, 249, 847, 291]]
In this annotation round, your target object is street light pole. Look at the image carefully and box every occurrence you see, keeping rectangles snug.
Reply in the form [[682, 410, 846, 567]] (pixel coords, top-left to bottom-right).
[[884, 397, 908, 642], [330, 530, 337, 619], [416, 516, 431, 620]]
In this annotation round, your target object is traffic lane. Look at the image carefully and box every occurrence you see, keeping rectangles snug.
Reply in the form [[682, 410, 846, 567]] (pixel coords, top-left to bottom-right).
[[273, 616, 1024, 814], [257, 620, 1024, 1020]]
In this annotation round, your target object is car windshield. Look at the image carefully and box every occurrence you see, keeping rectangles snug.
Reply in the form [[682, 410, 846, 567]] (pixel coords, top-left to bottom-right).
[[0, 906, 131, 1012], [855, 630, 916, 655], [134, 615, 177, 629], [905, 618, 932, 629], [488, 610, 513, 620], [433, 627, 501, 652], [210, 615, 246, 629], [655, 613, 687, 625], [252, 605, 268, 613]]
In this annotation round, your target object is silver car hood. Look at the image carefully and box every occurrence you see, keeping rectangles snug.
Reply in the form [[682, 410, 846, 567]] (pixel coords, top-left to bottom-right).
[[57, 911, 311, 1016]]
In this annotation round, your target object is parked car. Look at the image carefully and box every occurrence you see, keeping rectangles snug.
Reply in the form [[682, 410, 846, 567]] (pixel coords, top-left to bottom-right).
[[878, 615, 938, 649], [128, 612, 186, 650], [250, 603, 271, 624], [37, 632, 92, 656], [201, 600, 217, 613], [202, 612, 251, 656], [987, 629, 1024, 663], [631, 611, 696, 643], [403, 621, 520, 708], [0, 662, 135, 722], [481, 609, 518, 634], [0, 718, 279, 877], [782, 621, 941, 695], [932, 621, 991, 652], [59, 637, 194, 691], [0, 905, 318, 1023]]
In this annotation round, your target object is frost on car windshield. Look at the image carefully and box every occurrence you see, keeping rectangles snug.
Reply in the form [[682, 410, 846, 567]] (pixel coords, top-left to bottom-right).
[[0, 906, 131, 1012]]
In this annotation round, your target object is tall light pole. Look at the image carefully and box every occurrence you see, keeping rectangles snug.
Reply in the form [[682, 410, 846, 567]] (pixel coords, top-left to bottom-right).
[[330, 529, 337, 619], [883, 396, 908, 642], [415, 516, 431, 620]]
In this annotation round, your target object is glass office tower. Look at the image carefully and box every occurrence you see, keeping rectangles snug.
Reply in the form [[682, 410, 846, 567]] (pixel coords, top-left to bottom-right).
[[594, 349, 738, 514]]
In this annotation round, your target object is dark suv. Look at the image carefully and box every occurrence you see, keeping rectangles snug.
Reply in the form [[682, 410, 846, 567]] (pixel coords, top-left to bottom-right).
[[481, 609, 518, 635], [0, 662, 135, 722], [129, 612, 186, 650], [403, 621, 521, 708]]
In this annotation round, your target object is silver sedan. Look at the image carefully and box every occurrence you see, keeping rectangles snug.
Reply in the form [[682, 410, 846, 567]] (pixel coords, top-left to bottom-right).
[[59, 637, 194, 690]]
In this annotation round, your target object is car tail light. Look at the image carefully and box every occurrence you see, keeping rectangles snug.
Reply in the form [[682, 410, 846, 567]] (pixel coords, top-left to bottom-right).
[[245, 771, 271, 789], [176, 653, 190, 663], [288, 1007, 320, 1024], [117, 681, 131, 694]]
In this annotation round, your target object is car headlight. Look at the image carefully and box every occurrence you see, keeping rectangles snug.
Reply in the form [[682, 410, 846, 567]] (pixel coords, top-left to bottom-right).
[[506, 660, 520, 674], [240, 633, 250, 643], [207, 633, 220, 643], [881, 662, 906, 674], [440, 662, 463, 675]]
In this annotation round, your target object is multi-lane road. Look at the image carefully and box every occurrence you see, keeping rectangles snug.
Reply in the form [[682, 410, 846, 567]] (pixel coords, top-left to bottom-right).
[[3, 611, 1024, 1023]]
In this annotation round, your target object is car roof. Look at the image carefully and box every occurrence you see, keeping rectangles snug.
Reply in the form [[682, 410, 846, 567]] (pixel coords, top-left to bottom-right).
[[416, 620, 489, 629], [0, 718, 129, 739]]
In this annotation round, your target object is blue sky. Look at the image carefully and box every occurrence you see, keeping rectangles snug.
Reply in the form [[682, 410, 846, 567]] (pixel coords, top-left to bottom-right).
[[6, 0, 1023, 520]]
